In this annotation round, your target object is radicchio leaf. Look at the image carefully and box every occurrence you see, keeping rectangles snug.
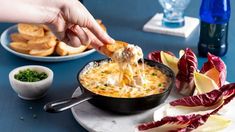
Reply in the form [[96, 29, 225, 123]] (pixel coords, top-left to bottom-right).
[[176, 115, 230, 132], [175, 114, 210, 132], [138, 113, 230, 132], [148, 51, 175, 63], [176, 48, 198, 96], [200, 53, 227, 87], [138, 83, 235, 132], [162, 90, 224, 117], [170, 90, 222, 107], [218, 83, 235, 106], [137, 114, 210, 132]]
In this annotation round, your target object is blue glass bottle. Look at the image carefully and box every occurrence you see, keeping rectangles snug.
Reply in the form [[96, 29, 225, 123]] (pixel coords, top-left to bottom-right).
[[198, 0, 230, 57]]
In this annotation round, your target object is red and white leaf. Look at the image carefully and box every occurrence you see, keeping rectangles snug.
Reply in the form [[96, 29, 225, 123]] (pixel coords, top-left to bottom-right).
[[148, 51, 175, 63], [137, 114, 210, 132], [200, 53, 226, 87], [140, 83, 235, 132], [176, 48, 198, 96]]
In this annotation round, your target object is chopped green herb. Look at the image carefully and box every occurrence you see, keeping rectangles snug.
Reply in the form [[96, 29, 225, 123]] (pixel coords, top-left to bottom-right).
[[14, 69, 48, 82], [158, 83, 162, 87], [100, 87, 106, 90]]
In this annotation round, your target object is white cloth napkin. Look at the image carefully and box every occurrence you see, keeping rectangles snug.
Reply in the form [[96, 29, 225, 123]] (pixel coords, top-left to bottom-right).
[[143, 13, 200, 38]]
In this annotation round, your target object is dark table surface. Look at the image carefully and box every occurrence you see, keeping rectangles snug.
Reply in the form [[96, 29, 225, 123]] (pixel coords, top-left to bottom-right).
[[0, 0, 234, 132]]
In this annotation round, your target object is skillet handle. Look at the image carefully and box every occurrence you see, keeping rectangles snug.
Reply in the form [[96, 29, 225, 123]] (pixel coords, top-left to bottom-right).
[[44, 93, 92, 113]]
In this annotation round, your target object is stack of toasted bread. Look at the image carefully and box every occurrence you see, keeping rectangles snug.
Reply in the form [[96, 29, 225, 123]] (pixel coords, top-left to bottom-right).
[[10, 20, 106, 57]]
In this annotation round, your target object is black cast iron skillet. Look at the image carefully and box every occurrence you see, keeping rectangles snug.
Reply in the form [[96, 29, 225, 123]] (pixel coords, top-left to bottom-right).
[[44, 59, 175, 114]]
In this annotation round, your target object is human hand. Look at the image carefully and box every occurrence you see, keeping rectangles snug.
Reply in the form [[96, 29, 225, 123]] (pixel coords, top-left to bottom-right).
[[0, 0, 114, 49], [46, 0, 114, 48]]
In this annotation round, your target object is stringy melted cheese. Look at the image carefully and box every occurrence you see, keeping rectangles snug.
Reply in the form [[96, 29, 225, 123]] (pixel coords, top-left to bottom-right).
[[80, 62, 169, 98], [80, 44, 169, 98], [111, 45, 145, 87]]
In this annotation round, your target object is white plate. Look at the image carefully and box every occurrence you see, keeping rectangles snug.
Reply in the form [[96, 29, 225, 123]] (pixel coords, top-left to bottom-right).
[[71, 82, 235, 132], [0, 25, 96, 62], [71, 87, 182, 132]]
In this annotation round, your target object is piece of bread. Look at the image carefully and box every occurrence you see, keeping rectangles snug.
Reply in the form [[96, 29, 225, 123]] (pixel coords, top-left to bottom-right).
[[55, 42, 67, 56], [10, 42, 30, 54], [10, 33, 28, 42], [100, 41, 128, 57], [11, 22, 108, 57], [96, 19, 102, 24], [45, 31, 56, 39], [56, 41, 88, 56], [29, 47, 55, 56], [41, 25, 50, 31], [18, 23, 44, 37], [27, 37, 57, 49], [87, 44, 93, 50], [68, 45, 88, 55], [20, 33, 39, 41]]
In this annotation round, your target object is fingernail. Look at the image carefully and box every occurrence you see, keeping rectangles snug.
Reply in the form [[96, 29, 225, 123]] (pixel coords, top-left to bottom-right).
[[109, 38, 115, 43]]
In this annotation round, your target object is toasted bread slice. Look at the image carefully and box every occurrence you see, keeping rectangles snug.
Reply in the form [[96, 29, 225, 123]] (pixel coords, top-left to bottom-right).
[[29, 46, 55, 56], [19, 33, 40, 40], [45, 31, 56, 39], [87, 44, 93, 50], [68, 45, 88, 55], [10, 42, 29, 54], [96, 19, 102, 24], [18, 23, 44, 37], [27, 37, 57, 49], [100, 41, 128, 57], [10, 33, 28, 42], [41, 24, 50, 31], [106, 41, 128, 52], [56, 41, 88, 56]]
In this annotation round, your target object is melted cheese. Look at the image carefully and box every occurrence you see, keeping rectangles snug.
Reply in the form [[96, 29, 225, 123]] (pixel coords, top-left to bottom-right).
[[80, 44, 169, 98], [80, 61, 169, 98], [111, 44, 144, 87]]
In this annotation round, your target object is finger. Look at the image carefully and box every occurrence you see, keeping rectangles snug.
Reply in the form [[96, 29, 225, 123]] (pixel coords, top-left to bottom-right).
[[86, 19, 115, 44], [69, 25, 91, 46], [65, 1, 114, 44], [48, 13, 67, 40], [90, 38, 103, 50], [83, 28, 103, 48], [77, 2, 114, 44], [56, 13, 66, 32], [66, 30, 82, 47], [83, 28, 111, 55]]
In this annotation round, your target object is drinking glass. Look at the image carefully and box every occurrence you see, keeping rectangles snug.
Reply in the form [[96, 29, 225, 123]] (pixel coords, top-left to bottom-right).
[[159, 0, 191, 28]]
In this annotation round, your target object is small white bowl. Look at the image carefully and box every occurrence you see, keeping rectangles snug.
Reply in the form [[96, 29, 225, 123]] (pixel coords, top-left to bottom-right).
[[9, 65, 53, 100]]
